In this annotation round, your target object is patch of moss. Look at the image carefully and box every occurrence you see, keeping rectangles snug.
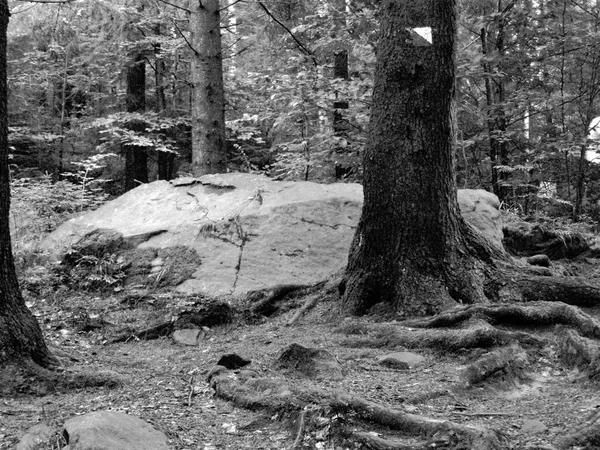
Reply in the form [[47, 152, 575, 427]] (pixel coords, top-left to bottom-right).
[[120, 245, 202, 288]]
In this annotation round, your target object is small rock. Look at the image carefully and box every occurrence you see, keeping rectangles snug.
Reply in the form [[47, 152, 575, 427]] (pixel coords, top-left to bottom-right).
[[17, 423, 54, 450], [521, 419, 547, 434], [527, 254, 551, 267], [277, 343, 344, 381], [378, 358, 410, 370], [63, 410, 168, 450], [172, 329, 201, 346], [217, 353, 251, 369], [377, 351, 427, 369]]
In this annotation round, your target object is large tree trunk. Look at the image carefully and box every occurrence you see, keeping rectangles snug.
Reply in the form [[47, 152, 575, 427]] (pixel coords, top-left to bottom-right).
[[0, 0, 53, 367], [124, 53, 148, 191], [190, 0, 227, 175], [342, 0, 495, 317]]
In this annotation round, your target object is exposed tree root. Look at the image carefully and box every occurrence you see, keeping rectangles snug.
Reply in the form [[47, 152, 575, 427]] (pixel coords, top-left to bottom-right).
[[556, 408, 600, 449], [513, 275, 600, 306], [461, 344, 530, 387], [339, 427, 426, 449], [286, 293, 321, 326], [247, 278, 338, 319], [111, 299, 234, 342], [112, 322, 173, 343], [247, 283, 315, 316], [502, 223, 589, 260], [555, 326, 600, 380], [0, 359, 122, 396], [401, 301, 600, 340], [339, 320, 546, 352], [330, 391, 505, 449], [209, 371, 505, 450]]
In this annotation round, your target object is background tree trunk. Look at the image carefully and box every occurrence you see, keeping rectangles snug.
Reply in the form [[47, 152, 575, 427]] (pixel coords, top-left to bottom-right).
[[154, 27, 175, 181], [190, 0, 227, 175], [124, 53, 148, 191], [342, 0, 494, 318], [0, 0, 53, 367]]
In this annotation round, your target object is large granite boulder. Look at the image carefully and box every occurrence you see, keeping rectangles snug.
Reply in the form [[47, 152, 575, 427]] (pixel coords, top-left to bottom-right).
[[40, 173, 503, 297]]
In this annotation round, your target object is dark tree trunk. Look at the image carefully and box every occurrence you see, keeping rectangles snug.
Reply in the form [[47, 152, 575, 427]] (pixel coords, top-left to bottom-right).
[[154, 34, 175, 181], [124, 53, 148, 191], [157, 151, 175, 181], [0, 0, 53, 367], [190, 0, 227, 175], [333, 50, 350, 135], [481, 5, 510, 202], [332, 0, 350, 137], [573, 142, 587, 221], [342, 0, 495, 317]]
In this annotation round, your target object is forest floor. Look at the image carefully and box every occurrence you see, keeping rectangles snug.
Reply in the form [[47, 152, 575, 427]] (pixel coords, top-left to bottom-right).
[[3, 255, 600, 450]]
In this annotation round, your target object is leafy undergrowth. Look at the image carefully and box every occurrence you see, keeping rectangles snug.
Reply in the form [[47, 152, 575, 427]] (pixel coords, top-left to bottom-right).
[[3, 278, 600, 450]]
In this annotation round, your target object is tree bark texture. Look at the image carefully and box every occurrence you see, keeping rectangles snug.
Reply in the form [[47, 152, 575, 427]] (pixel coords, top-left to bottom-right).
[[124, 53, 148, 191], [154, 27, 175, 181], [343, 0, 495, 317], [573, 142, 587, 220], [480, 1, 515, 202], [0, 0, 53, 367], [190, 0, 227, 175]]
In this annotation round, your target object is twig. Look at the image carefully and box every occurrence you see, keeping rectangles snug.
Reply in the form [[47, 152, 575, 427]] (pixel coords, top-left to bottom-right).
[[0, 409, 35, 415], [451, 411, 525, 417], [290, 408, 307, 450], [286, 293, 320, 326], [188, 374, 195, 407], [257, 1, 318, 66]]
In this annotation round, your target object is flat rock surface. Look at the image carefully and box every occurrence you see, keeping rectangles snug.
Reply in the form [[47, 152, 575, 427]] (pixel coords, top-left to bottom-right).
[[62, 410, 169, 450], [40, 174, 503, 297]]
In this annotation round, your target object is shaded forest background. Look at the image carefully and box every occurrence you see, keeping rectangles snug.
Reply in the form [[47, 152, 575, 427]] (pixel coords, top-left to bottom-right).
[[8, 0, 600, 222]]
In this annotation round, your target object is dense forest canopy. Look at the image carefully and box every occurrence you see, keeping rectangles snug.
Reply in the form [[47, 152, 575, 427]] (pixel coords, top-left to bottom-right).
[[6, 0, 600, 220]]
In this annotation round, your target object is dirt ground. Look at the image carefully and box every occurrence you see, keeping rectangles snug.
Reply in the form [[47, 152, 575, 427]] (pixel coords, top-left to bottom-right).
[[3, 263, 600, 450]]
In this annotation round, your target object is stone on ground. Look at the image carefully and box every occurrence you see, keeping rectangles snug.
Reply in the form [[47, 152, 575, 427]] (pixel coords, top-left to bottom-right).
[[172, 329, 202, 346], [62, 410, 168, 450], [40, 173, 503, 298], [16, 423, 54, 450], [217, 353, 252, 369], [377, 351, 427, 369], [520, 419, 547, 434], [277, 343, 344, 380]]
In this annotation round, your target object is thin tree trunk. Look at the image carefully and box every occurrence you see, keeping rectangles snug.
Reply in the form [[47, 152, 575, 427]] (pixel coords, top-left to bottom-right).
[[124, 53, 148, 191], [154, 25, 175, 181], [333, 50, 349, 135], [481, 2, 510, 201], [573, 142, 587, 220], [0, 0, 53, 367], [342, 0, 496, 317], [58, 51, 68, 178], [332, 0, 350, 137], [190, 0, 227, 175]]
